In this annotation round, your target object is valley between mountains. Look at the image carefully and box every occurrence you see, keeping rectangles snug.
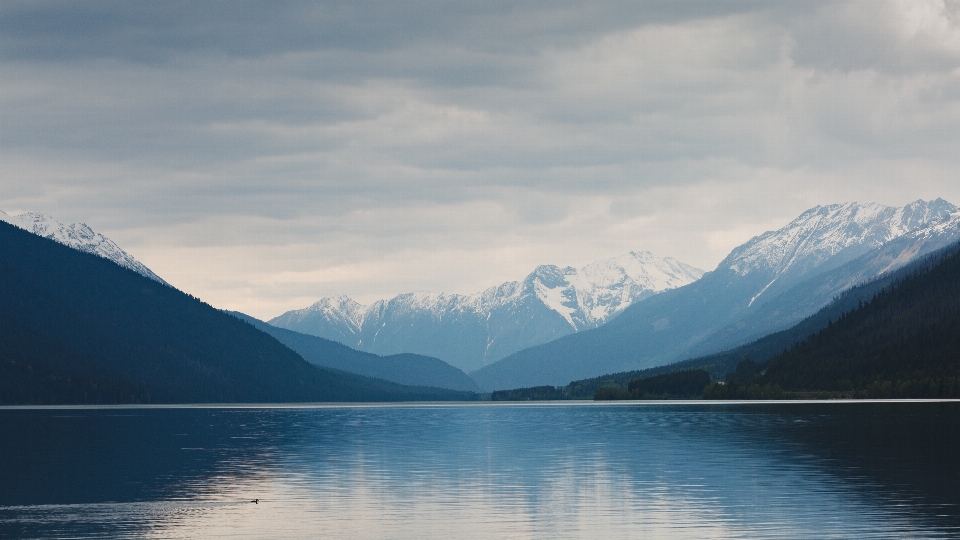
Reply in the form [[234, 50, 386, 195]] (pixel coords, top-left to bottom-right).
[[2, 198, 959, 403]]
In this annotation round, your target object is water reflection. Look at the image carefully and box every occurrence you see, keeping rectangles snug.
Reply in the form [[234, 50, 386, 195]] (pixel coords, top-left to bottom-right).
[[1, 402, 958, 539]]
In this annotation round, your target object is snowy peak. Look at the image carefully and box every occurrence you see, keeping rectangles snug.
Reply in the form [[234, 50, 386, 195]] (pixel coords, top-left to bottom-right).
[[726, 199, 956, 275], [900, 198, 957, 231], [271, 295, 368, 341], [719, 199, 957, 305], [389, 291, 467, 313], [578, 251, 705, 291], [0, 210, 168, 285], [528, 251, 705, 330], [309, 295, 367, 330], [526, 265, 576, 288]]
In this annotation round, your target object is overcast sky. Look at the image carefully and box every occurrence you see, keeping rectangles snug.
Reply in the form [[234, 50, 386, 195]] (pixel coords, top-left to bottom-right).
[[2, 0, 959, 319]]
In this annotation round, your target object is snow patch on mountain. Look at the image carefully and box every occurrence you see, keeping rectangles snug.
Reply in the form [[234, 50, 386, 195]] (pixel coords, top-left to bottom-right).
[[563, 251, 707, 327], [0, 210, 168, 285], [872, 210, 960, 276], [533, 273, 578, 328]]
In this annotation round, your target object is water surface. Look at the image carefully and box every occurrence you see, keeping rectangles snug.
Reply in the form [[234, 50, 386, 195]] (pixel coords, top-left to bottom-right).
[[1, 401, 958, 539]]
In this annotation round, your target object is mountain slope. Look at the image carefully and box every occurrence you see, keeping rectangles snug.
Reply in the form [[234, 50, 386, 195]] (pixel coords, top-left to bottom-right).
[[722, 200, 953, 307], [271, 251, 703, 372], [0, 210, 167, 285], [228, 311, 480, 392], [707, 240, 960, 398], [0, 221, 474, 404], [682, 210, 960, 359], [560, 238, 960, 398], [472, 199, 958, 390]]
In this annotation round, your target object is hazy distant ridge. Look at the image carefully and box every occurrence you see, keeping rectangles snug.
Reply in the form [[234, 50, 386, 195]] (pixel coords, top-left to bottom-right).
[[229, 311, 481, 392]]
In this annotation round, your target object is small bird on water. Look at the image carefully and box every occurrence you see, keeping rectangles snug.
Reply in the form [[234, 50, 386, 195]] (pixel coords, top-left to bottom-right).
[[251, 499, 259, 504]]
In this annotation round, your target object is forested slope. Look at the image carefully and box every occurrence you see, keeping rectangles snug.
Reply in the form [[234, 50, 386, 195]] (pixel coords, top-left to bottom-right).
[[0, 222, 474, 404]]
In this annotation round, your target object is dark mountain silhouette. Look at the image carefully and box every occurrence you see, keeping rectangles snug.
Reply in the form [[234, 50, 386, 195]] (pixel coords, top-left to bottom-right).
[[0, 222, 475, 404], [228, 312, 480, 392]]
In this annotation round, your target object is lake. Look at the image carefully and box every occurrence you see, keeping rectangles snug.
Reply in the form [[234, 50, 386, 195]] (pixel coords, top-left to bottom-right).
[[1, 401, 958, 539]]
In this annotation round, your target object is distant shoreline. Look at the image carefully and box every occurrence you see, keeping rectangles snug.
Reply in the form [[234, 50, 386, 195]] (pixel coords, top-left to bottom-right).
[[3, 399, 959, 410]]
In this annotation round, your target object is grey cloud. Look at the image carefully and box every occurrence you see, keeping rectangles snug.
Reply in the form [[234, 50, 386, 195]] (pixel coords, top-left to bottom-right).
[[787, 0, 960, 73], [1, 1, 779, 62], [3, 0, 960, 317]]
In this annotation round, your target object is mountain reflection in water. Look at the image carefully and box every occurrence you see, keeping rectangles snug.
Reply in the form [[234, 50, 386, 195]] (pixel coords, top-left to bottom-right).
[[1, 402, 958, 539]]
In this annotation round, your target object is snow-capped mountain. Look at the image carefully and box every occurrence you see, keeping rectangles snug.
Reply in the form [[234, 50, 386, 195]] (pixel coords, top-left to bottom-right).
[[471, 198, 959, 390], [535, 252, 705, 329], [270, 251, 704, 372], [721, 199, 957, 307], [0, 210, 167, 285], [681, 204, 960, 360]]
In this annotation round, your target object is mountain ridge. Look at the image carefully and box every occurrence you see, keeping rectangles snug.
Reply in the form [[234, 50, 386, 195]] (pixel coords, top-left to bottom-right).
[[705, 238, 960, 399], [270, 250, 704, 372], [470, 198, 958, 390], [557, 237, 960, 399], [682, 210, 960, 359]]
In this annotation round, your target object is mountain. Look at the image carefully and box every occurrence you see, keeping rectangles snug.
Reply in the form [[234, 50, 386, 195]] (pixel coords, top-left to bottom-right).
[[471, 199, 959, 390], [270, 251, 703, 373], [228, 311, 480, 392], [0, 221, 475, 404], [682, 209, 960, 359], [705, 239, 960, 399], [555, 237, 960, 399], [0, 210, 167, 285]]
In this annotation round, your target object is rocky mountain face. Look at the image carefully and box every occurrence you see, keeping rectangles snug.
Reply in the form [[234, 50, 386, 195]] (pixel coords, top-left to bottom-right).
[[0, 210, 167, 285], [471, 199, 960, 390], [270, 251, 704, 373]]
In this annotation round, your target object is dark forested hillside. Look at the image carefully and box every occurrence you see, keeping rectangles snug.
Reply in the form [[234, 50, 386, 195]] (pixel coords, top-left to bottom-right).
[[490, 385, 568, 401], [705, 242, 960, 399], [0, 222, 475, 404]]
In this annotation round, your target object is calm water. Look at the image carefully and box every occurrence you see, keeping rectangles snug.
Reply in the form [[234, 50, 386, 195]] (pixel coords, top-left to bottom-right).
[[1, 401, 959, 539]]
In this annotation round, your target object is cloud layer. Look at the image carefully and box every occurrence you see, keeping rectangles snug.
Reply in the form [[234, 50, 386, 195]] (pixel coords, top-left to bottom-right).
[[2, 0, 959, 318]]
